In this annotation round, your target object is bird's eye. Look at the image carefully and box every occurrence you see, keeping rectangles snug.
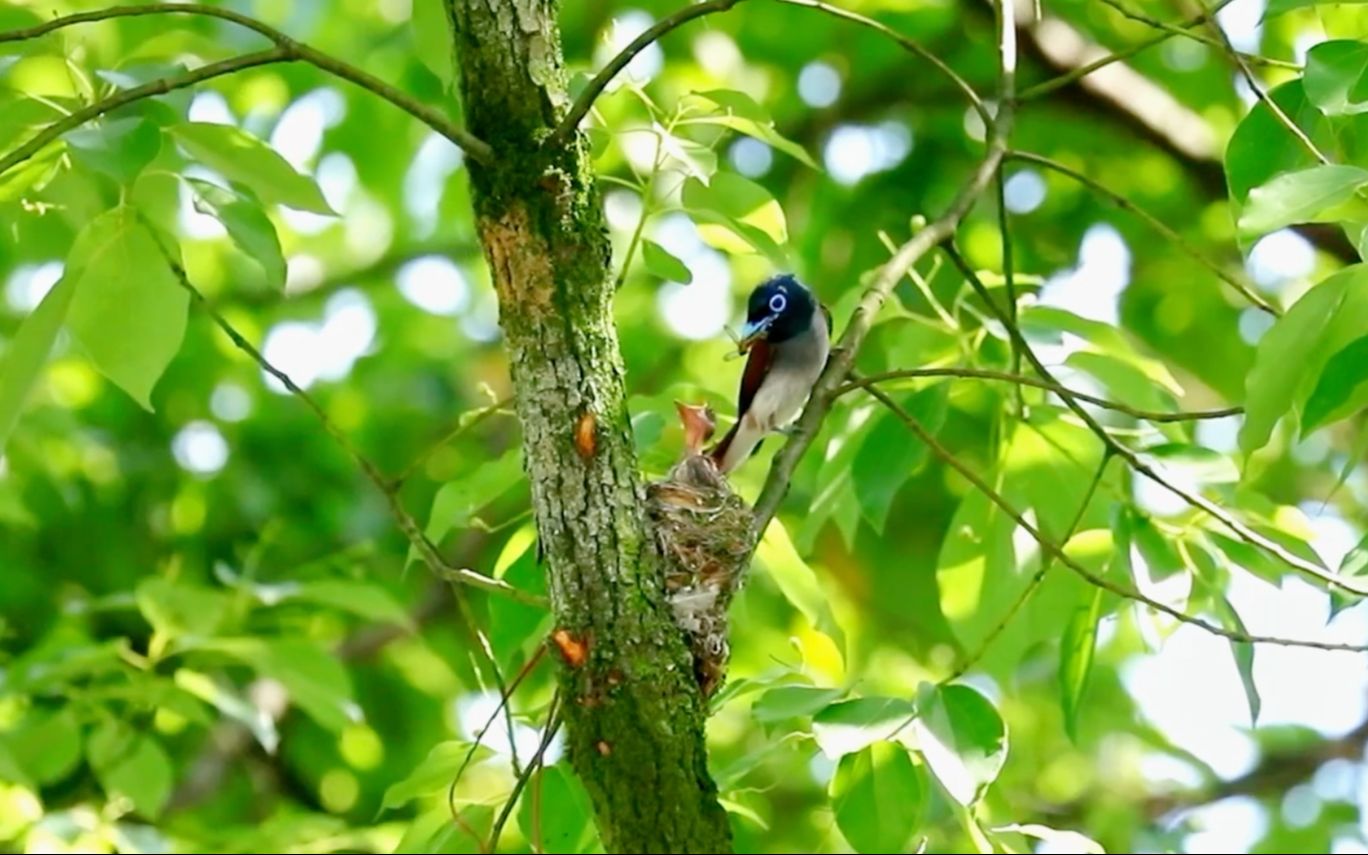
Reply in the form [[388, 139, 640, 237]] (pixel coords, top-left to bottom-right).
[[768, 293, 787, 314]]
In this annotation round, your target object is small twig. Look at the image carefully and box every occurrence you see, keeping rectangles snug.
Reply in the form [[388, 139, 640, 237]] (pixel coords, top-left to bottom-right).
[[836, 368, 1242, 423], [487, 693, 564, 853], [0, 4, 492, 163], [773, 0, 992, 126], [1018, 0, 1239, 100], [1098, 0, 1299, 70], [147, 234, 538, 605], [394, 397, 515, 488], [1008, 150, 1279, 315], [944, 243, 1368, 598], [551, 0, 748, 147], [1197, 0, 1328, 166], [854, 383, 1368, 653], [941, 451, 1114, 683], [995, 170, 1022, 415]]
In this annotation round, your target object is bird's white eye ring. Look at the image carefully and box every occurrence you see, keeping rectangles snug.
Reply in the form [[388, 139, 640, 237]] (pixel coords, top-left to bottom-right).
[[768, 293, 787, 314]]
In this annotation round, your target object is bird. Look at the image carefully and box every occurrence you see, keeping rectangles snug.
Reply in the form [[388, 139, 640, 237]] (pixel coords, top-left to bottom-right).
[[708, 274, 831, 474]]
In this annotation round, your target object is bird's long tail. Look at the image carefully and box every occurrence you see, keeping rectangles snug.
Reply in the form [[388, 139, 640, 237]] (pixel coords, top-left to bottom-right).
[[707, 417, 765, 474]]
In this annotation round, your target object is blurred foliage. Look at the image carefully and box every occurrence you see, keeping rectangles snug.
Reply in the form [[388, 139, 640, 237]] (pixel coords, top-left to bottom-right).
[[4, 0, 1368, 852]]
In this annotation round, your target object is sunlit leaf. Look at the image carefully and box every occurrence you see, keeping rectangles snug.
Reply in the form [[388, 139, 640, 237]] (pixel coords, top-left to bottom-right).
[[640, 239, 692, 283], [1302, 334, 1368, 433], [1236, 164, 1368, 241], [1139, 442, 1239, 485], [686, 88, 820, 169], [0, 272, 74, 454], [289, 579, 412, 627], [751, 684, 845, 723], [7, 707, 82, 785], [136, 576, 230, 640], [1305, 40, 1368, 115], [66, 117, 161, 184], [755, 519, 839, 634], [411, 0, 455, 89], [681, 173, 788, 263], [1059, 587, 1103, 743], [87, 721, 172, 819], [813, 697, 916, 759], [829, 742, 924, 853], [174, 668, 280, 754], [170, 122, 336, 215], [994, 823, 1105, 854], [852, 383, 949, 534], [64, 206, 188, 410], [199, 638, 360, 732], [382, 740, 494, 811], [1265, 0, 1368, 17], [187, 178, 287, 290], [516, 764, 595, 853], [912, 683, 1007, 806]]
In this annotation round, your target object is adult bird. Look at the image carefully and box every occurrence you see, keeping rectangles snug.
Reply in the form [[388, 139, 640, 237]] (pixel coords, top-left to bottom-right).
[[709, 274, 831, 474]]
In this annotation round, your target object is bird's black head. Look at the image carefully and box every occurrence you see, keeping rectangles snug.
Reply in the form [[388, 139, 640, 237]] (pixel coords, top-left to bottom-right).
[[737, 274, 816, 349]]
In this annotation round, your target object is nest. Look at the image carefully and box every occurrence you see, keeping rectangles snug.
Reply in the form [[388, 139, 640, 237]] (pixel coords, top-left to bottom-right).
[[645, 403, 754, 699]]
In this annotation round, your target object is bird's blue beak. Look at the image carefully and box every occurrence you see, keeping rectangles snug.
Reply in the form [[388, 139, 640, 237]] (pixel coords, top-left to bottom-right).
[[736, 316, 774, 352]]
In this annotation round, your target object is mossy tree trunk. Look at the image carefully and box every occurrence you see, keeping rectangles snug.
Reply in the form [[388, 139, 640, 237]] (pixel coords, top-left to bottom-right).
[[449, 2, 733, 852]]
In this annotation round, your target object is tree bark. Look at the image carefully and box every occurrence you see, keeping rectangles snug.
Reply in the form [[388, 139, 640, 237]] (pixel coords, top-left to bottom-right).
[[449, 2, 733, 852]]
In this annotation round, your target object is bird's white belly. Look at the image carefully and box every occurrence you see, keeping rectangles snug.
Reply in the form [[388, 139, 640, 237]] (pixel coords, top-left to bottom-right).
[[747, 362, 820, 432]]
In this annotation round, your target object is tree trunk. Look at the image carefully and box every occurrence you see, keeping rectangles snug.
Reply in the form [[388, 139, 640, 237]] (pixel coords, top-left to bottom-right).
[[449, 2, 734, 852]]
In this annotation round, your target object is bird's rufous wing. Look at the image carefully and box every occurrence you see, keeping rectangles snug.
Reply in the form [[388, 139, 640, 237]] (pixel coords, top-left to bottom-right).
[[737, 339, 774, 418]]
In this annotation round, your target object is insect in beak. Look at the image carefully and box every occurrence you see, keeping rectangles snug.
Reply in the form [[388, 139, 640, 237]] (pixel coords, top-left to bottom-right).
[[734, 315, 775, 353]]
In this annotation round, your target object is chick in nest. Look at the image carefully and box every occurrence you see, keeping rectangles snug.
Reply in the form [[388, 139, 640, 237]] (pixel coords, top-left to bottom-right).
[[646, 401, 754, 699]]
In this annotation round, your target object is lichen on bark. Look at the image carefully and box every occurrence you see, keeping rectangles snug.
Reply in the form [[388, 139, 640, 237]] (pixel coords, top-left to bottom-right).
[[450, 1, 734, 851]]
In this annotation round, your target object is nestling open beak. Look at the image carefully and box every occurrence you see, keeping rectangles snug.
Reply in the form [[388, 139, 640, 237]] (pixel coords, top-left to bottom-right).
[[736, 315, 775, 352]]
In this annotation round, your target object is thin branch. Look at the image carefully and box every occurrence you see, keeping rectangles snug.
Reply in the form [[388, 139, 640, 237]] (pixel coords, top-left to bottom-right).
[[1097, 0, 1299, 70], [944, 244, 1368, 598], [1008, 150, 1280, 316], [1018, 0, 1238, 100], [150, 235, 541, 605], [394, 396, 515, 488], [1197, 0, 1329, 166], [0, 49, 290, 178], [855, 383, 1368, 653], [942, 451, 1114, 684], [0, 4, 493, 163], [488, 694, 564, 853], [551, 0, 749, 147], [773, 0, 992, 126], [750, 0, 1018, 537], [836, 368, 1242, 422]]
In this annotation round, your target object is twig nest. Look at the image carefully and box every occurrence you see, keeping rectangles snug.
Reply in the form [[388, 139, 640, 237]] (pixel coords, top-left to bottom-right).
[[645, 402, 754, 699]]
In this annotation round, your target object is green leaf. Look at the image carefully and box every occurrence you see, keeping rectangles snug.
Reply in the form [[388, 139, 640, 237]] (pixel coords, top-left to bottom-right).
[[1064, 350, 1176, 417], [1265, 0, 1368, 18], [813, 697, 916, 759], [65, 206, 188, 410], [516, 764, 594, 853], [1059, 587, 1103, 743], [424, 449, 525, 546], [201, 638, 359, 732], [382, 740, 493, 811], [1334, 535, 1368, 616], [994, 823, 1105, 854], [686, 88, 820, 169], [1239, 264, 1368, 453], [754, 519, 839, 635], [852, 383, 949, 534], [0, 140, 64, 201], [751, 685, 845, 723], [0, 271, 75, 454], [136, 576, 230, 640], [65, 117, 161, 184], [170, 122, 336, 215], [187, 178, 287, 290], [1216, 598, 1261, 726], [912, 683, 1007, 806], [288, 580, 411, 627], [829, 742, 924, 854], [1140, 443, 1239, 485], [1302, 334, 1368, 433], [8, 707, 82, 785], [411, 0, 455, 89], [173, 668, 280, 753], [1236, 164, 1368, 240], [681, 173, 788, 263], [1306, 40, 1368, 115], [87, 721, 172, 819], [640, 239, 692, 283]]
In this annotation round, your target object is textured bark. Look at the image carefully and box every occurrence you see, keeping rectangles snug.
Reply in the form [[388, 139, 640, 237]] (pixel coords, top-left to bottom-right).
[[450, 2, 733, 852]]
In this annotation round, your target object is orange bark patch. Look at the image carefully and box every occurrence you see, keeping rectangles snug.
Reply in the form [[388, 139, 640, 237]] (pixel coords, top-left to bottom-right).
[[574, 410, 597, 459], [551, 628, 588, 668]]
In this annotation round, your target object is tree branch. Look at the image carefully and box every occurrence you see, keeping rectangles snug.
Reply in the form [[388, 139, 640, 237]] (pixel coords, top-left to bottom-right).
[[835, 367, 1243, 422], [1007, 149, 1280, 316], [550, 0, 749, 147], [1097, 0, 1299, 71], [0, 48, 290, 177], [773, 0, 991, 126], [0, 3, 493, 163], [750, 0, 1017, 537], [943, 243, 1368, 598], [150, 234, 541, 606], [854, 382, 1368, 653]]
